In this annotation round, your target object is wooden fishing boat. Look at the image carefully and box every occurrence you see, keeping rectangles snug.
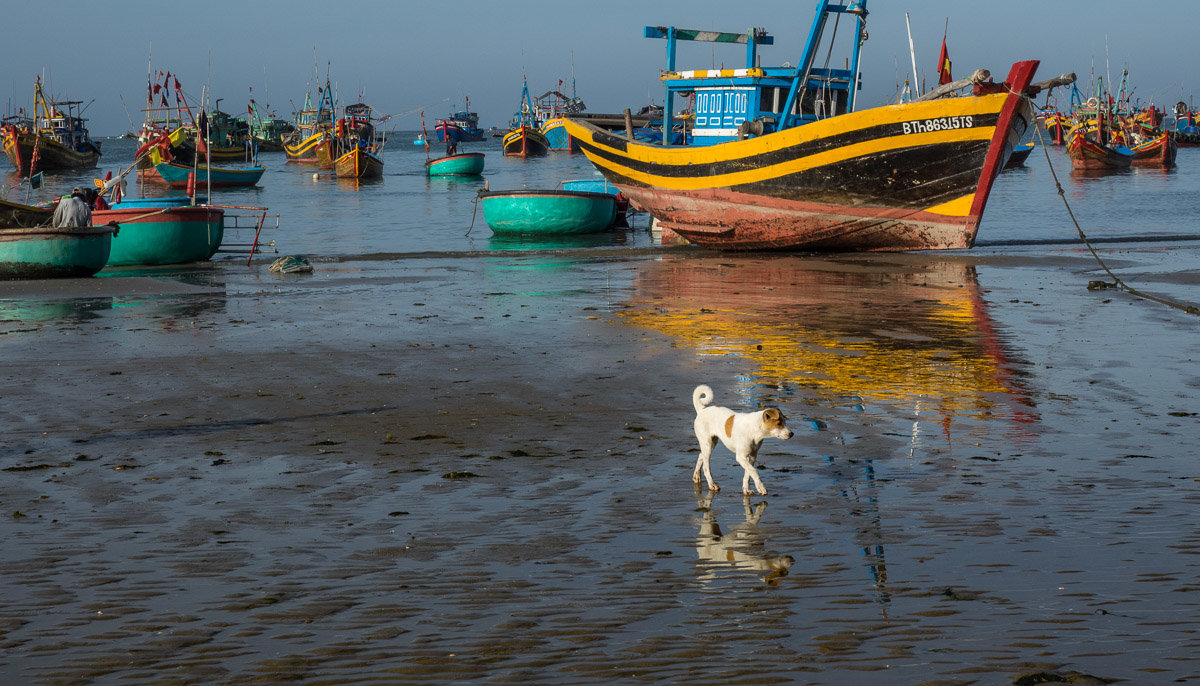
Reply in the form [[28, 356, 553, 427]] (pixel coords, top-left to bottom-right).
[[318, 102, 385, 179], [150, 146, 266, 188], [94, 198, 224, 266], [0, 225, 114, 279], [0, 198, 53, 227], [1066, 117, 1132, 170], [334, 145, 384, 180], [1042, 111, 1069, 145], [247, 100, 295, 152], [283, 81, 335, 163], [1129, 132, 1177, 167], [479, 189, 616, 234], [1, 77, 101, 175], [425, 152, 485, 176], [561, 3, 1046, 252], [502, 126, 549, 157]]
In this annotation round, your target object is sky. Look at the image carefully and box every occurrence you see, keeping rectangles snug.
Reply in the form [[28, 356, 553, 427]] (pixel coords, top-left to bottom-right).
[[5, 0, 1198, 137]]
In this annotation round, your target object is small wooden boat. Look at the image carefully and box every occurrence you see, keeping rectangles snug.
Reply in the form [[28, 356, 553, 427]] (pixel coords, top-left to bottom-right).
[[426, 152, 485, 176], [1, 77, 101, 175], [334, 145, 384, 180], [502, 126, 549, 157], [1129, 132, 1177, 167], [0, 225, 114, 279], [478, 189, 616, 235], [94, 198, 225, 266], [1004, 141, 1035, 169], [0, 198, 53, 227]]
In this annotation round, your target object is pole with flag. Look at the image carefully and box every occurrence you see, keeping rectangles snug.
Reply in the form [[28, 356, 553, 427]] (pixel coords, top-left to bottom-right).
[[937, 19, 952, 86]]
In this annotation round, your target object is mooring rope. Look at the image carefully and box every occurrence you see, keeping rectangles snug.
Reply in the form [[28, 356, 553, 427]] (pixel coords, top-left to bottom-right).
[[1033, 121, 1200, 315]]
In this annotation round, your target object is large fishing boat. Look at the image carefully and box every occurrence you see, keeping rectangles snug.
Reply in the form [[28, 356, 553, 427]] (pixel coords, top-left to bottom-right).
[[1, 77, 101, 175], [562, 1, 1047, 252], [317, 102, 384, 180], [503, 78, 549, 158]]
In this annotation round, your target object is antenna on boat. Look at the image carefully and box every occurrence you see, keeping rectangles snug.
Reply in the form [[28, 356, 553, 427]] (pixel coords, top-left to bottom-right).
[[905, 13, 920, 98]]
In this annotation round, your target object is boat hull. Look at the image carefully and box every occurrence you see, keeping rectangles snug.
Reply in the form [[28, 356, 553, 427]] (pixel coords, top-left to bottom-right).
[[2, 129, 101, 174], [540, 118, 580, 152], [153, 161, 266, 188], [0, 225, 113, 279], [1, 198, 53, 227], [334, 147, 384, 179], [480, 190, 616, 234], [562, 61, 1040, 251], [502, 127, 549, 157], [425, 153, 485, 176], [284, 130, 328, 163], [1067, 135, 1133, 170], [95, 204, 225, 266], [1130, 133, 1177, 167]]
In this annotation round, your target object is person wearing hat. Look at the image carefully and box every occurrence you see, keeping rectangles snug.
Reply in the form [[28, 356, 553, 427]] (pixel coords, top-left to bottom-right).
[[51, 187, 92, 228]]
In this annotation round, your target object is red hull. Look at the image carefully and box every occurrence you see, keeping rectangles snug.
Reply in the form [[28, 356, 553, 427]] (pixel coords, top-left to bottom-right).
[[1068, 135, 1132, 170], [1130, 133, 1178, 167]]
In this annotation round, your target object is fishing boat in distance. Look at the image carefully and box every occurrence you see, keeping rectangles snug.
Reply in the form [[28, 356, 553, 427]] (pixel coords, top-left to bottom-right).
[[1066, 114, 1132, 170], [1, 77, 102, 175], [148, 145, 266, 188], [435, 98, 485, 143], [318, 102, 384, 180], [246, 99, 295, 152], [283, 81, 335, 163], [502, 78, 549, 157], [478, 189, 616, 234], [536, 85, 587, 151], [562, 1, 1056, 251]]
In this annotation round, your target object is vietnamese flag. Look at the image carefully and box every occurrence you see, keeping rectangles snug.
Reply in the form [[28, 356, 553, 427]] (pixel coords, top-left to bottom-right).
[[937, 37, 952, 85]]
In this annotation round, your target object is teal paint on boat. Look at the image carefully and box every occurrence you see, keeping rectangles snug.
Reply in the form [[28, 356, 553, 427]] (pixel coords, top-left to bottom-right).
[[94, 205, 225, 266], [0, 225, 113, 279], [562, 179, 621, 195], [479, 190, 616, 235], [426, 153, 485, 177], [111, 196, 193, 209], [153, 160, 266, 188]]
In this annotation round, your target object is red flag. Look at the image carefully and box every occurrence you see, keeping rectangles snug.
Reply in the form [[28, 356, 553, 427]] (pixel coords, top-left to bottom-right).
[[937, 37, 952, 85]]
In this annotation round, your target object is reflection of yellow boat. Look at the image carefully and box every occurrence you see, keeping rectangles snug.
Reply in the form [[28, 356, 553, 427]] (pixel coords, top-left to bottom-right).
[[621, 255, 1035, 427]]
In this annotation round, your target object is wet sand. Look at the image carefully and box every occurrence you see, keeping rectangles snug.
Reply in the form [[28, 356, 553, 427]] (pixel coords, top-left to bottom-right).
[[2, 244, 1200, 684]]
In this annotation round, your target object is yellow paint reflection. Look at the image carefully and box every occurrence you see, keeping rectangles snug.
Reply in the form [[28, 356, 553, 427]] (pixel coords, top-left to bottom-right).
[[621, 255, 1034, 425]]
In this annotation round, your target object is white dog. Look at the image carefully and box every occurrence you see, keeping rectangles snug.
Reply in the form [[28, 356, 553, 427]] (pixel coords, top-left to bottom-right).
[[692, 384, 794, 495]]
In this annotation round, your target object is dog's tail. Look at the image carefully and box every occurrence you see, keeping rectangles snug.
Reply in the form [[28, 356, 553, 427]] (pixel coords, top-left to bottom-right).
[[693, 384, 715, 414]]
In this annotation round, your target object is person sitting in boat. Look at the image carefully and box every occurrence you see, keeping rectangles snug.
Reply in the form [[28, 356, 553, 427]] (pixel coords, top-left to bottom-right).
[[446, 139, 458, 156], [51, 188, 91, 227]]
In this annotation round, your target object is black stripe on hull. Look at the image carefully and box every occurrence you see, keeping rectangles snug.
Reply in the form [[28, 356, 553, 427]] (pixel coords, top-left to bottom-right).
[[586, 139, 992, 211], [580, 113, 1001, 181]]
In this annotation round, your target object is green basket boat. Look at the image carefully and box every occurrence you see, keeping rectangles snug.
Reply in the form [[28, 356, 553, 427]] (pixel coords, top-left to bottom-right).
[[94, 201, 225, 266], [0, 225, 114, 279], [478, 189, 617, 235], [426, 152, 485, 177]]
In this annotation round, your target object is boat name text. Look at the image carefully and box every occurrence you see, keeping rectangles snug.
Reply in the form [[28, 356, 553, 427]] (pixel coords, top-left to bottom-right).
[[901, 116, 975, 135]]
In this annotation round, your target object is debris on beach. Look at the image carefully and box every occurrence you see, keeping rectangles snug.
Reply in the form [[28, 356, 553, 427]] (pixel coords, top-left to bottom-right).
[[269, 255, 313, 274]]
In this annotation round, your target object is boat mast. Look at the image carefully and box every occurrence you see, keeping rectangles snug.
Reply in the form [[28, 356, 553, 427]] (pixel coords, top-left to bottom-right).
[[905, 12, 920, 98]]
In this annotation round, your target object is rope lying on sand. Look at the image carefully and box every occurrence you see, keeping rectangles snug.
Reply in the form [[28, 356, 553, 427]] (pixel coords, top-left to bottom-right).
[[1033, 123, 1200, 316]]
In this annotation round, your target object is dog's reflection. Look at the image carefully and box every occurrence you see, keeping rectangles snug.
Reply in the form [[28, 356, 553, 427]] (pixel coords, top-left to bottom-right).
[[694, 487, 795, 585]]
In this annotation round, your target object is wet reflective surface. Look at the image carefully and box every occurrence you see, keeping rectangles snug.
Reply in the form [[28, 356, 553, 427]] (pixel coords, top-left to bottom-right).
[[2, 141, 1200, 683]]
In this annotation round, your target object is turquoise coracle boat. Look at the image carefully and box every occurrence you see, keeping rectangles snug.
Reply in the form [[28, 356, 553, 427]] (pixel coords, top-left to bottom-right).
[[426, 152, 485, 177], [94, 198, 225, 266], [0, 225, 114, 279], [478, 189, 616, 235]]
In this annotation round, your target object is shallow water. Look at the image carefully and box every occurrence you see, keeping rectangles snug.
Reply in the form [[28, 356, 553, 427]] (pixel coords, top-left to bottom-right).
[[2, 137, 1200, 684]]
